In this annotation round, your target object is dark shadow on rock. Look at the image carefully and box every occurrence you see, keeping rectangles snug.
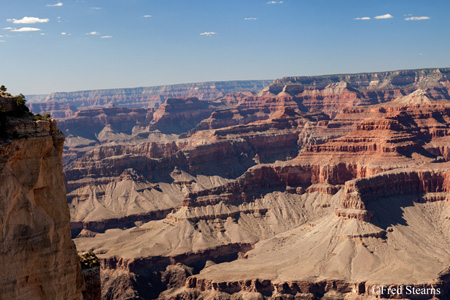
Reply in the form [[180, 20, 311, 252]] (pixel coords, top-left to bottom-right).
[[367, 194, 416, 230]]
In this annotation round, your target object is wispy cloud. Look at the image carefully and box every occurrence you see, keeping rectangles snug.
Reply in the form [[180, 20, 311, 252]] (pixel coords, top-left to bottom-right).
[[47, 2, 63, 7], [7, 17, 49, 24], [61, 32, 71, 35], [354, 17, 371, 20], [91, 7, 101, 10], [57, 16, 61, 22], [200, 32, 216, 36], [86, 31, 99, 35], [2, 27, 13, 30], [375, 14, 393, 19], [405, 16, 430, 21], [0, 40, 5, 43], [267, 1, 283, 4], [244, 17, 257, 21], [143, 15, 152, 18], [101, 35, 112, 39], [40, 33, 46, 35], [11, 27, 41, 32]]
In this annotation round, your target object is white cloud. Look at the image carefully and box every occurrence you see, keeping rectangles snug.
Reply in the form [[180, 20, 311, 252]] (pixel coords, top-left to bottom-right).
[[47, 2, 63, 7], [2, 27, 13, 30], [0, 40, 5, 43], [86, 31, 99, 35], [101, 35, 112, 39], [0, 35, 3, 38], [267, 1, 283, 4], [200, 32, 217, 36], [375, 14, 393, 19], [40, 33, 46, 35], [57, 16, 61, 23], [61, 32, 71, 35], [91, 7, 101, 10], [143, 15, 152, 18], [11, 27, 41, 32], [244, 17, 257, 21], [7, 17, 49, 24], [354, 17, 371, 20], [405, 16, 430, 21]]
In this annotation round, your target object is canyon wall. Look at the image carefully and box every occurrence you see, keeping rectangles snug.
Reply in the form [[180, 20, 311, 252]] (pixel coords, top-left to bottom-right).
[[0, 92, 84, 299]]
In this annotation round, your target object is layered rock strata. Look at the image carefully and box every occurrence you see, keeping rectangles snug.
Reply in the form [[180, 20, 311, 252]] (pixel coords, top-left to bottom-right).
[[0, 94, 84, 299], [65, 71, 450, 299], [261, 68, 450, 117]]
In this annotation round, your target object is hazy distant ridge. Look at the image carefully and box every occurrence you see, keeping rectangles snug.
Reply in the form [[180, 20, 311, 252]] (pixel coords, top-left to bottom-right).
[[26, 80, 273, 106]]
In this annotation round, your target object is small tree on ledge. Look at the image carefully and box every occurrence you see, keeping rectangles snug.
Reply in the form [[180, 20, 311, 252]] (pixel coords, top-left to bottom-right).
[[16, 93, 29, 113], [33, 113, 51, 121], [79, 251, 100, 269], [0, 85, 6, 92]]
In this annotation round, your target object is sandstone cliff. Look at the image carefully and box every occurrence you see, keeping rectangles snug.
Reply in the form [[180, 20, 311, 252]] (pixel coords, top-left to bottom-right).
[[0, 93, 84, 299]]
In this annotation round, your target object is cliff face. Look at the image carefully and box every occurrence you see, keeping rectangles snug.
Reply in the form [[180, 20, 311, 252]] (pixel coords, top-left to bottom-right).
[[0, 94, 84, 299], [261, 67, 450, 117]]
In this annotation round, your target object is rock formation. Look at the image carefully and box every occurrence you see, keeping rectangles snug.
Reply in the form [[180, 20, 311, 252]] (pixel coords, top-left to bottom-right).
[[0, 92, 84, 299], [59, 68, 450, 299]]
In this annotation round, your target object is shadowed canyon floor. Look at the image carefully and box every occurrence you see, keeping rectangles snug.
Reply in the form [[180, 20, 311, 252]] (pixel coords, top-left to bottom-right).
[[58, 68, 450, 299]]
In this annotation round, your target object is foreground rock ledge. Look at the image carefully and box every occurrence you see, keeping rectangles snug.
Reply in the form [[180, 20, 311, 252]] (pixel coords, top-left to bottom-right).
[[0, 94, 84, 299]]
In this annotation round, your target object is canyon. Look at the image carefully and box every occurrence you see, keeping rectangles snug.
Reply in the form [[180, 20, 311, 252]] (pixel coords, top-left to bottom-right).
[[10, 67, 450, 299]]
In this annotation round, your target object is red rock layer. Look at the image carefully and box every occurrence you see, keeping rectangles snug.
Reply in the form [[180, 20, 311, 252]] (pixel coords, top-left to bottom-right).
[[337, 163, 450, 221]]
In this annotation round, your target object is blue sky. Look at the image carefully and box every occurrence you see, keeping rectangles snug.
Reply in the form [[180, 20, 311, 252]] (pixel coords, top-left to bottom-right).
[[1, 0, 449, 95]]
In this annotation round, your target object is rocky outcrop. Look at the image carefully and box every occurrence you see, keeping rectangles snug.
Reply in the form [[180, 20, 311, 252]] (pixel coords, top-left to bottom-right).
[[180, 278, 447, 299], [82, 267, 101, 300], [59, 106, 154, 140], [262, 68, 450, 117], [0, 91, 22, 112], [337, 163, 450, 221], [0, 95, 84, 299], [150, 97, 223, 134]]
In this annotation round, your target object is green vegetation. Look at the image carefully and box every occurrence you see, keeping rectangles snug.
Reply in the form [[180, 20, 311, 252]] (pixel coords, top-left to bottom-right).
[[0, 85, 12, 97], [15, 93, 29, 114], [79, 251, 100, 269], [16, 93, 26, 107], [33, 113, 51, 121]]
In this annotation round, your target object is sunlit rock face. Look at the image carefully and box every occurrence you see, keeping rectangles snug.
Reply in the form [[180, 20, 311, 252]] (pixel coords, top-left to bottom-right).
[[0, 94, 84, 300]]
